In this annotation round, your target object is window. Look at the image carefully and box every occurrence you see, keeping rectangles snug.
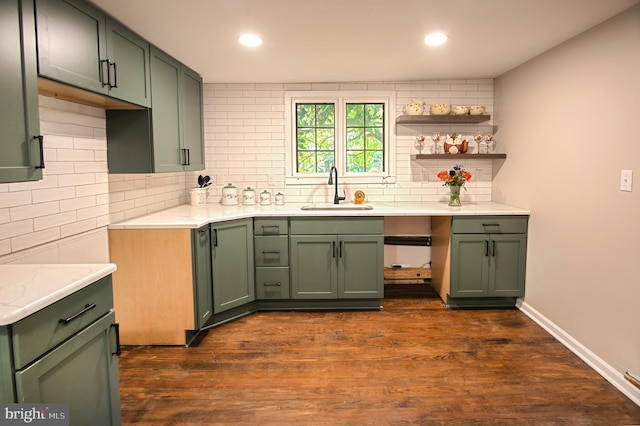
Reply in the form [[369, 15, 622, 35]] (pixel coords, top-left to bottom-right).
[[285, 91, 395, 185]]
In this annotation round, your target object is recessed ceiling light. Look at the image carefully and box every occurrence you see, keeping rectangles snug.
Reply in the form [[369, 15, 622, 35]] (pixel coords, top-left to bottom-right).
[[239, 34, 263, 47], [424, 33, 447, 46]]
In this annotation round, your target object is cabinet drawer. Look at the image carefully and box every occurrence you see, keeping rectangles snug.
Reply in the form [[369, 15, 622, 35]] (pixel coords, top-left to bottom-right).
[[12, 276, 114, 369], [254, 236, 289, 267], [255, 267, 290, 299], [451, 216, 528, 234], [290, 217, 384, 235], [254, 218, 288, 235]]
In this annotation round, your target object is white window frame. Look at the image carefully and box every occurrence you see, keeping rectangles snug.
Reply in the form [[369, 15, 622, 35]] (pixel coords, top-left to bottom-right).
[[285, 91, 396, 186]]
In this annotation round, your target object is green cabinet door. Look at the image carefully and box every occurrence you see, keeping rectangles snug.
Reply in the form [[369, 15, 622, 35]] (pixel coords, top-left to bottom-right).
[[338, 235, 384, 298], [36, 0, 108, 94], [450, 234, 490, 297], [192, 226, 213, 328], [212, 219, 255, 314], [489, 234, 527, 297], [14, 312, 121, 426], [180, 65, 205, 171], [290, 235, 338, 299], [105, 17, 151, 107], [150, 46, 183, 172], [0, 0, 43, 183]]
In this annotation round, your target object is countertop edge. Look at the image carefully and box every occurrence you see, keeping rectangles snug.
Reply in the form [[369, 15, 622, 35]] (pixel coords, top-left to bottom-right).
[[108, 202, 531, 230], [0, 263, 117, 326]]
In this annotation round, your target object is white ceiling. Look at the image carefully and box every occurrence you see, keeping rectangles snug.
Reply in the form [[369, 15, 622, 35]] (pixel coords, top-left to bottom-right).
[[90, 0, 639, 83]]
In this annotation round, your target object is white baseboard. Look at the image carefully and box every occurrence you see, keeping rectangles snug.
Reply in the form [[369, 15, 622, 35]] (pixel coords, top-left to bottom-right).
[[518, 300, 640, 407]]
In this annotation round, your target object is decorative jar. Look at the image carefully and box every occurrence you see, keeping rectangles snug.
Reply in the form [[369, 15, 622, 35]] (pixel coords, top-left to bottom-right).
[[242, 187, 256, 205], [221, 183, 238, 205]]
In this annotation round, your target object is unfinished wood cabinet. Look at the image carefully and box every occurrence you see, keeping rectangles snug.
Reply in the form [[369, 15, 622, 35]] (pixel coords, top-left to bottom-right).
[[109, 228, 204, 345]]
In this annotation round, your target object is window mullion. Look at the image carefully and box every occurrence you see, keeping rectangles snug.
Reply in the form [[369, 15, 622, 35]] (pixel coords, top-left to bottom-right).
[[335, 100, 346, 175]]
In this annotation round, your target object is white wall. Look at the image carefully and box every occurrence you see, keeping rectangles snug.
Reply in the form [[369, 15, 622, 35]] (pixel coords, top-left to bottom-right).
[[201, 80, 495, 205], [494, 4, 640, 399]]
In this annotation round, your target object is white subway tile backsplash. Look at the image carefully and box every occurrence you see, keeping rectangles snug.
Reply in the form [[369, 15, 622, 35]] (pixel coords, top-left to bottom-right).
[[0, 78, 496, 261], [34, 211, 77, 231], [11, 227, 61, 252]]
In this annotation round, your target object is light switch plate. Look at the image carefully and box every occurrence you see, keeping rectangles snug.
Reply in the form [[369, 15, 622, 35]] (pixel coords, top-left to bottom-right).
[[620, 170, 633, 192]]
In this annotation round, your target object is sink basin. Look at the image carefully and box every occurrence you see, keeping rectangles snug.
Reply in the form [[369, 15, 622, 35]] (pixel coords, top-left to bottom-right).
[[300, 204, 374, 211]]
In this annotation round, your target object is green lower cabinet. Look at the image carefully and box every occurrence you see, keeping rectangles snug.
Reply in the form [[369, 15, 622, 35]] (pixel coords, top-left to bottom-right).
[[289, 219, 384, 300], [14, 312, 121, 426], [448, 216, 528, 307], [211, 219, 255, 314], [192, 225, 213, 329]]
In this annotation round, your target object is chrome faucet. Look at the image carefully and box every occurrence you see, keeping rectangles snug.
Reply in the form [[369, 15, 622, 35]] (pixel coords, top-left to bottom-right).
[[328, 166, 346, 205]]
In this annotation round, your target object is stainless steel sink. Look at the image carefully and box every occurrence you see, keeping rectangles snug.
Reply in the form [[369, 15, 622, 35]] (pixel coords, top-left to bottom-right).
[[300, 204, 374, 211]]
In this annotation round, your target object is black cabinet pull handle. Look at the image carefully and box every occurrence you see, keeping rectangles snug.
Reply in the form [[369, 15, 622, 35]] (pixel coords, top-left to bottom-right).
[[59, 303, 96, 325], [261, 225, 280, 231], [100, 59, 109, 87], [110, 61, 118, 88], [33, 135, 45, 169], [484, 240, 489, 257], [181, 148, 191, 166], [332, 241, 336, 258], [262, 249, 280, 254], [111, 323, 121, 355], [212, 229, 218, 246], [339, 241, 343, 258], [263, 282, 281, 287], [491, 240, 496, 257]]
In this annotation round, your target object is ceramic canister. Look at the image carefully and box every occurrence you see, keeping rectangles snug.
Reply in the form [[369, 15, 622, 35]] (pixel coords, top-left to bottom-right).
[[190, 188, 208, 206], [259, 190, 271, 205], [243, 187, 256, 205], [275, 192, 285, 205], [221, 183, 238, 205]]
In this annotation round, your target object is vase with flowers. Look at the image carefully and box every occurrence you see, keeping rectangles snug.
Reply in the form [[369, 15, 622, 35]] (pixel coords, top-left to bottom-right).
[[437, 164, 472, 206]]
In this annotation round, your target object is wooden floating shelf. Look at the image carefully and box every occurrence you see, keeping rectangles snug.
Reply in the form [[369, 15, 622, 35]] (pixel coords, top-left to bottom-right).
[[411, 154, 506, 160], [396, 114, 491, 125]]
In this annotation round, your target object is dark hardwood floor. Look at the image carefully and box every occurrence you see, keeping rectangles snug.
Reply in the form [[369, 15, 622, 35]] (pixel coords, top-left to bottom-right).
[[118, 284, 640, 425]]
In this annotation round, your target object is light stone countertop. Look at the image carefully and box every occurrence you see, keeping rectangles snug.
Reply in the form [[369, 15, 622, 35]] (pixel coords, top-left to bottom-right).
[[108, 201, 531, 230], [0, 263, 117, 325]]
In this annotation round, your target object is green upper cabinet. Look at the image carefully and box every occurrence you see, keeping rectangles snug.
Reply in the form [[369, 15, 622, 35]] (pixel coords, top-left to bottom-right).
[[104, 18, 151, 107], [35, 0, 151, 107], [0, 0, 43, 183], [106, 47, 205, 173], [180, 65, 205, 171], [149, 47, 183, 172]]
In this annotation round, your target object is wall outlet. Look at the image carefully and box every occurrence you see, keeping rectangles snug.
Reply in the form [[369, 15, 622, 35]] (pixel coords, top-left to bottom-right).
[[267, 175, 275, 186], [216, 173, 225, 186], [620, 170, 633, 192]]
